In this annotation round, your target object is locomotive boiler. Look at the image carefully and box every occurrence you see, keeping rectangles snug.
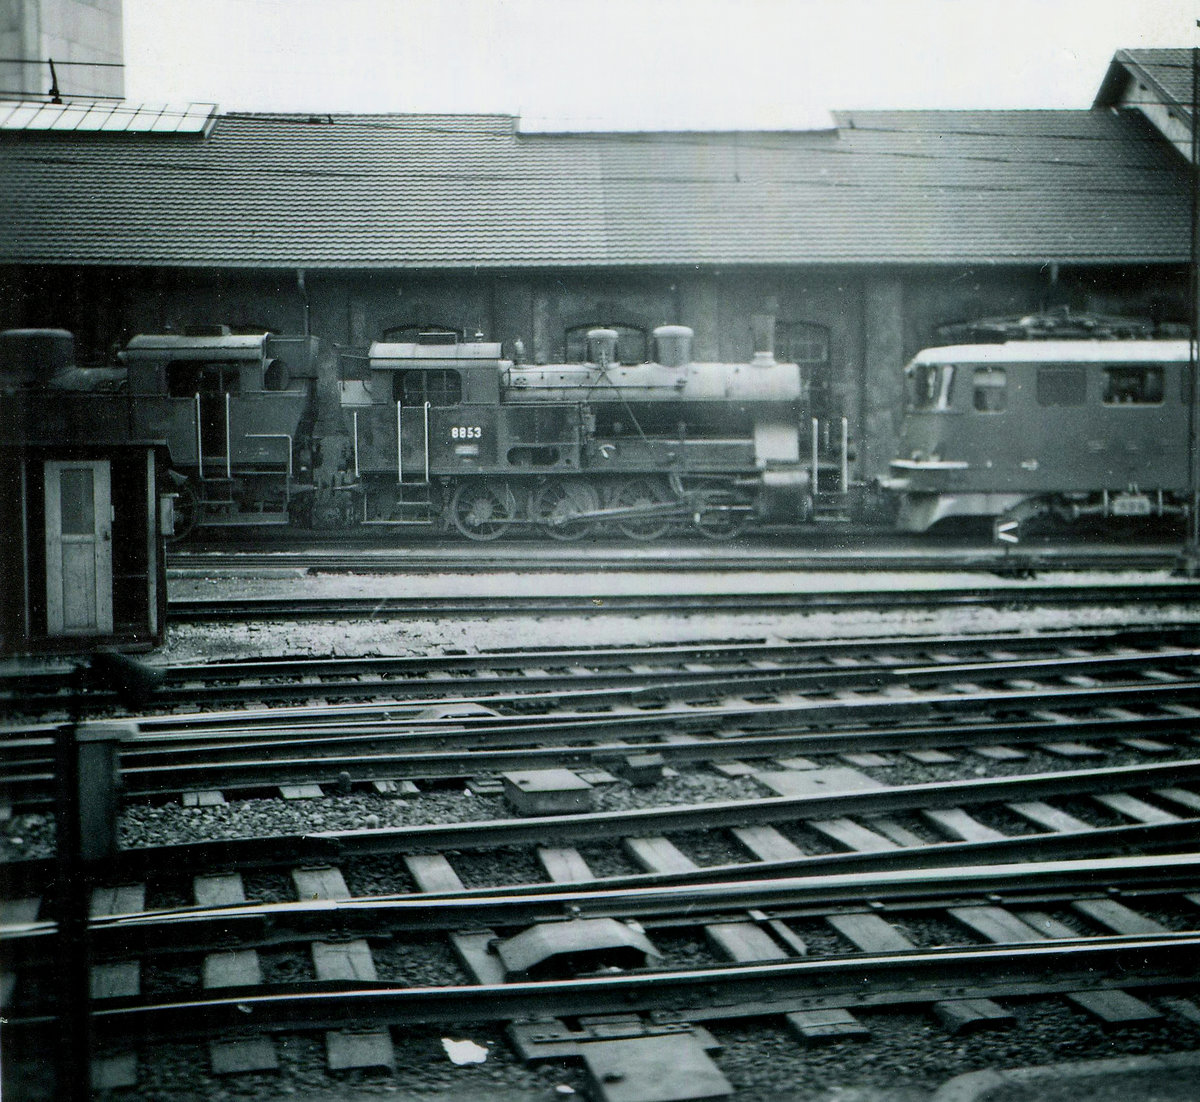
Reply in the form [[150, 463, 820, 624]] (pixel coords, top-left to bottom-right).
[[884, 335, 1193, 533], [342, 325, 824, 539]]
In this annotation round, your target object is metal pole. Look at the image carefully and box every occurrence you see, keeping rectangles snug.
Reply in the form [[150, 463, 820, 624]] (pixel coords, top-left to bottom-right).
[[54, 676, 92, 1102], [840, 416, 849, 492], [1180, 46, 1200, 575]]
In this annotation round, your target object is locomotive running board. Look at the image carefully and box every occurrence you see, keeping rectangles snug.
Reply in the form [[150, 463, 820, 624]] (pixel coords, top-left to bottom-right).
[[199, 514, 290, 526]]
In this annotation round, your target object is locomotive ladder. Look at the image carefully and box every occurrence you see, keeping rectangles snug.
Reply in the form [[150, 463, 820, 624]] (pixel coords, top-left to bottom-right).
[[811, 416, 852, 521], [192, 392, 292, 526], [353, 401, 435, 525]]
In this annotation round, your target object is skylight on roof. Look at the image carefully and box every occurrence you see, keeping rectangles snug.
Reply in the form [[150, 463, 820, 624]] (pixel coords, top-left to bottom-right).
[[0, 100, 218, 134], [518, 107, 837, 134]]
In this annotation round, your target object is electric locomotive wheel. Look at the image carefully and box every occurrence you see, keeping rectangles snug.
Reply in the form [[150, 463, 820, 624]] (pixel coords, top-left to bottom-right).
[[609, 476, 671, 541], [531, 479, 599, 541], [691, 489, 748, 541], [449, 480, 517, 541]]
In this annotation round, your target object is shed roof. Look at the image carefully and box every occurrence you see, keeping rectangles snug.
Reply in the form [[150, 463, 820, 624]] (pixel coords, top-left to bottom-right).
[[0, 105, 1187, 270]]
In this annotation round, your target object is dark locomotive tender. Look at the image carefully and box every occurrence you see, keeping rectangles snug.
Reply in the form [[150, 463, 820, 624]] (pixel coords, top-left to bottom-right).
[[117, 328, 334, 537], [884, 331, 1192, 533]]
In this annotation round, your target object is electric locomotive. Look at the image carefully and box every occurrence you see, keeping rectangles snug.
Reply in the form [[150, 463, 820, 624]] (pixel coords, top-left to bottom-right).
[[343, 325, 828, 539], [884, 331, 1192, 532]]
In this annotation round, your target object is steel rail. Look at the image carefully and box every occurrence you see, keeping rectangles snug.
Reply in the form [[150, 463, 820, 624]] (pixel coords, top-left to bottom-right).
[[110, 716, 1200, 796], [164, 581, 1200, 620], [11, 639, 1200, 739], [165, 541, 1183, 574], [120, 666, 1200, 732], [9, 852, 1196, 955], [10, 934, 1200, 1045], [9, 625, 1192, 705], [7, 652, 1195, 746]]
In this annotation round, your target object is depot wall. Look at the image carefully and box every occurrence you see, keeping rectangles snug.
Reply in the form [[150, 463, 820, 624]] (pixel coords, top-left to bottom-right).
[[0, 260, 1188, 482]]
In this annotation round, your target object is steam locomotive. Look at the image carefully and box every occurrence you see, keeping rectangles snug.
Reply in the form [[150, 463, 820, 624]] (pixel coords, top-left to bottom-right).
[[1, 324, 849, 541], [883, 312, 1193, 533], [342, 325, 840, 540]]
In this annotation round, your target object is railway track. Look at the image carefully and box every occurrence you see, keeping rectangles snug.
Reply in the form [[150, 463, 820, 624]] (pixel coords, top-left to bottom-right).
[[167, 529, 1187, 575], [6, 626, 1200, 1098], [6, 625, 1198, 712], [5, 630, 1200, 807], [5, 774, 1200, 1096]]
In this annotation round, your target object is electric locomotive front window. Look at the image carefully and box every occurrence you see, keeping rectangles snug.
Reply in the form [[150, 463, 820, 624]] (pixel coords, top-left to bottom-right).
[[394, 369, 462, 406], [972, 367, 1006, 412], [1103, 365, 1163, 405], [908, 363, 955, 410]]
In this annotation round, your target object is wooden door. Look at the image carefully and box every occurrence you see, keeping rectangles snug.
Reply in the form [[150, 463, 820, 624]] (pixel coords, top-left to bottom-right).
[[44, 460, 113, 635]]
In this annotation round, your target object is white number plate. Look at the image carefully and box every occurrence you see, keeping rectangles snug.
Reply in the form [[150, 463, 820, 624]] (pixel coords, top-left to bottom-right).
[[450, 426, 482, 440]]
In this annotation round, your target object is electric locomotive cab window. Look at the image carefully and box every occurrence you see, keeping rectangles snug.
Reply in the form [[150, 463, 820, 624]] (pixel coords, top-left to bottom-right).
[[1103, 365, 1163, 405], [1037, 366, 1086, 406], [908, 363, 955, 410], [394, 370, 462, 406], [972, 367, 1006, 412]]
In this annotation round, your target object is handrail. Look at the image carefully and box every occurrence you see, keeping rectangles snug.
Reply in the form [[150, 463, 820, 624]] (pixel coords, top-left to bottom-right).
[[194, 393, 203, 478], [811, 417, 819, 496], [841, 417, 849, 492]]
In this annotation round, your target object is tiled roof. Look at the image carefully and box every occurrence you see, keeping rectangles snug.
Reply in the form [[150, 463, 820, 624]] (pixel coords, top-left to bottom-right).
[[0, 104, 1187, 269]]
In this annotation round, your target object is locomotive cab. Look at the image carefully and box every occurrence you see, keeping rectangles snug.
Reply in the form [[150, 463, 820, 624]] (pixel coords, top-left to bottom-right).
[[885, 339, 1192, 532]]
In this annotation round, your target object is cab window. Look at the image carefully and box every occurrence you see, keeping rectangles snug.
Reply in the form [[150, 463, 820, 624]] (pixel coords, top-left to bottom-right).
[[908, 363, 955, 410], [972, 367, 1006, 412], [166, 361, 241, 398], [394, 369, 462, 406], [1103, 365, 1162, 405]]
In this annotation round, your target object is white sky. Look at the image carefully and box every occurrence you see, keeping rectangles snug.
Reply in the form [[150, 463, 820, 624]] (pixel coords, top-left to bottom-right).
[[123, 0, 1199, 129]]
